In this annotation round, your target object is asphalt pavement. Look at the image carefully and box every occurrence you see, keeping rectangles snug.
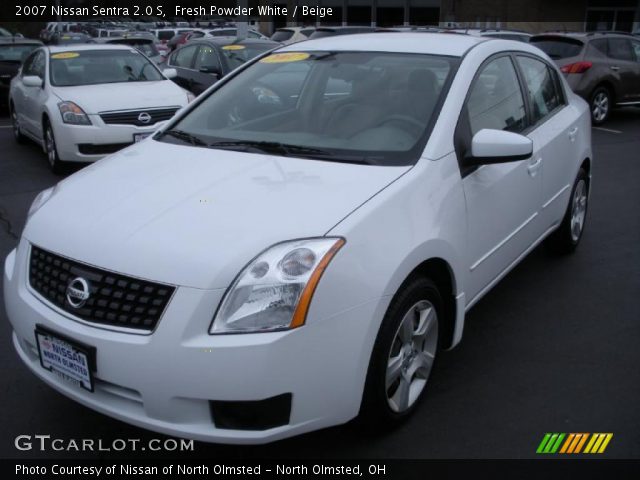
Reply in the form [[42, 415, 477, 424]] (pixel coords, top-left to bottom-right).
[[0, 108, 639, 459]]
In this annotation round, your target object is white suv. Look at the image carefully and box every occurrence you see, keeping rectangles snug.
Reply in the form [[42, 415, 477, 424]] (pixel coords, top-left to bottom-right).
[[4, 33, 591, 444]]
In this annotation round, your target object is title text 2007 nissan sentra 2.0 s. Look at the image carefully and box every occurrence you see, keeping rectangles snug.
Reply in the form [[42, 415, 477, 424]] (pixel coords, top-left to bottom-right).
[[4, 33, 592, 444]]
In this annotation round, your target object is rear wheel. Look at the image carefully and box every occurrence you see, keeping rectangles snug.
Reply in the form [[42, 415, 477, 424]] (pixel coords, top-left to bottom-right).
[[590, 86, 611, 125], [359, 277, 441, 428], [545, 168, 589, 254]]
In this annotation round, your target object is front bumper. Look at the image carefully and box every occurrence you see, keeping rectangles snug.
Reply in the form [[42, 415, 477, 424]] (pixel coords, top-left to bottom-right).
[[3, 241, 380, 444], [52, 115, 166, 163]]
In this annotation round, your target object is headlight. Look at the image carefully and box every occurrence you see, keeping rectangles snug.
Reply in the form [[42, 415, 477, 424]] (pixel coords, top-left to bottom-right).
[[210, 237, 345, 334], [58, 101, 91, 125], [27, 186, 56, 221]]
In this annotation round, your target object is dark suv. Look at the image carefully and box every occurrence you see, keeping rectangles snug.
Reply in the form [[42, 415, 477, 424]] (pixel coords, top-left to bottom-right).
[[531, 32, 640, 124]]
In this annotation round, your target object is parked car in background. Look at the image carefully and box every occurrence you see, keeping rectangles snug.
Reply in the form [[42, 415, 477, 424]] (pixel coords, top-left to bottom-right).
[[165, 38, 278, 95], [96, 36, 164, 64], [531, 32, 640, 124], [0, 39, 42, 109], [9, 45, 191, 172], [0, 27, 14, 38], [270, 27, 315, 44], [309, 26, 378, 38], [49, 33, 93, 46], [445, 28, 532, 42], [3, 32, 592, 444]]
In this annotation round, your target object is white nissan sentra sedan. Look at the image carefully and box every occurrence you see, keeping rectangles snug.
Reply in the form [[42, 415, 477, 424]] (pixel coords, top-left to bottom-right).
[[3, 33, 591, 443], [8, 44, 192, 172]]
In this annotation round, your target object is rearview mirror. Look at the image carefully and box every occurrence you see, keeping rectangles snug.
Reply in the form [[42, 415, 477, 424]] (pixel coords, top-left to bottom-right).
[[22, 75, 43, 88], [467, 129, 533, 166], [162, 68, 177, 79]]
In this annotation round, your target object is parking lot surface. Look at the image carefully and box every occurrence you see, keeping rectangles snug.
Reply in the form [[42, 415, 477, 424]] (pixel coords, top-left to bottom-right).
[[0, 109, 639, 459]]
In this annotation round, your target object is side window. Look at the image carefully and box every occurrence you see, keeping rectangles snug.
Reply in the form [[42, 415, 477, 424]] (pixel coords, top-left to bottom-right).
[[517, 56, 562, 124], [170, 45, 197, 68], [589, 38, 608, 56], [194, 45, 221, 72], [631, 40, 640, 62], [607, 38, 634, 61], [21, 51, 38, 76], [466, 56, 527, 135], [31, 51, 45, 79]]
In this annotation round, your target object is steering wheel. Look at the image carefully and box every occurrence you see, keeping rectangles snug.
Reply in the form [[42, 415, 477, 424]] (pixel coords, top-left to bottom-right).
[[374, 115, 425, 138]]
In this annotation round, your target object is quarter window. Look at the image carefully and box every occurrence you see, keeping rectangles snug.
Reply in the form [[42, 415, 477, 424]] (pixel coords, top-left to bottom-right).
[[466, 56, 527, 135], [517, 56, 562, 124]]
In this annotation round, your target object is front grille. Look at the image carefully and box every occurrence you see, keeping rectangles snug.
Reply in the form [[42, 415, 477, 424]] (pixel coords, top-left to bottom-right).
[[78, 143, 132, 155], [99, 107, 179, 126], [29, 245, 175, 332]]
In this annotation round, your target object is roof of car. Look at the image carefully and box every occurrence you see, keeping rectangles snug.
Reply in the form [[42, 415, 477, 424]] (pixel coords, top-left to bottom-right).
[[280, 32, 487, 56], [0, 38, 42, 45], [47, 44, 135, 53], [188, 37, 279, 46]]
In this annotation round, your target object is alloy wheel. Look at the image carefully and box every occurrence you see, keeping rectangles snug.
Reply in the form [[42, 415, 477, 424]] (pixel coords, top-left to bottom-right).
[[592, 92, 609, 123], [45, 126, 57, 167], [570, 179, 587, 242], [386, 300, 438, 413]]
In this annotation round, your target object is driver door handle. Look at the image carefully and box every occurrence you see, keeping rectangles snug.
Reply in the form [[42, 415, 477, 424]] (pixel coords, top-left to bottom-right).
[[527, 157, 542, 177]]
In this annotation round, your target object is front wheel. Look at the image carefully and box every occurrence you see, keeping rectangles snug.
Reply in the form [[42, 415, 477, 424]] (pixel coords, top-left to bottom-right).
[[44, 121, 64, 174], [545, 168, 589, 254], [359, 277, 441, 428]]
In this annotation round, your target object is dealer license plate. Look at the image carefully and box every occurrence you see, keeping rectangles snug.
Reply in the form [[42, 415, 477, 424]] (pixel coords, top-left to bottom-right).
[[35, 327, 95, 392]]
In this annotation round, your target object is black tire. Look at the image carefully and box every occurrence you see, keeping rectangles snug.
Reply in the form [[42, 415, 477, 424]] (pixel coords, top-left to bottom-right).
[[545, 168, 589, 255], [359, 276, 442, 429], [43, 120, 65, 174], [10, 103, 26, 144], [590, 86, 612, 125]]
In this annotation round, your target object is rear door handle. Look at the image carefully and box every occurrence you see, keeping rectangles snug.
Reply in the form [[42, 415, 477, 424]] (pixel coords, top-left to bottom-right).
[[610, 66, 620, 71], [527, 157, 542, 177]]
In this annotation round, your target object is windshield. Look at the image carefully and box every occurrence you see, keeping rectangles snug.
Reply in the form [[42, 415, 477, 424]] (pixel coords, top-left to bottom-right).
[[531, 37, 584, 59], [50, 49, 164, 86], [161, 51, 456, 166], [0, 44, 39, 62], [157, 31, 174, 41], [220, 43, 276, 69]]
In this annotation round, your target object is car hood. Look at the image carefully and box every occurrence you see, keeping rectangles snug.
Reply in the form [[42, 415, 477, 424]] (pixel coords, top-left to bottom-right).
[[25, 140, 410, 289], [51, 80, 187, 114]]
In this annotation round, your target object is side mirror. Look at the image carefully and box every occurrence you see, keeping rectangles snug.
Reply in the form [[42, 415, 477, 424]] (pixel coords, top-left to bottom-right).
[[22, 75, 43, 88], [467, 129, 533, 166], [162, 68, 177, 79]]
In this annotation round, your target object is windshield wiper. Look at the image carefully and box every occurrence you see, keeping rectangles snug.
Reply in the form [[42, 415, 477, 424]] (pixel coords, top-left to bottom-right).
[[207, 140, 327, 155], [207, 140, 372, 164], [160, 129, 209, 147]]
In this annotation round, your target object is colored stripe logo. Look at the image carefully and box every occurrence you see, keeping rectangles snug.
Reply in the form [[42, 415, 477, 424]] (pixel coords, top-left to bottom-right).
[[536, 433, 613, 454]]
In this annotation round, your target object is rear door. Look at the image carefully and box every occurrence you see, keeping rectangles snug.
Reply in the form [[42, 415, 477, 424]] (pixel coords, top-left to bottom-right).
[[607, 37, 640, 102]]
